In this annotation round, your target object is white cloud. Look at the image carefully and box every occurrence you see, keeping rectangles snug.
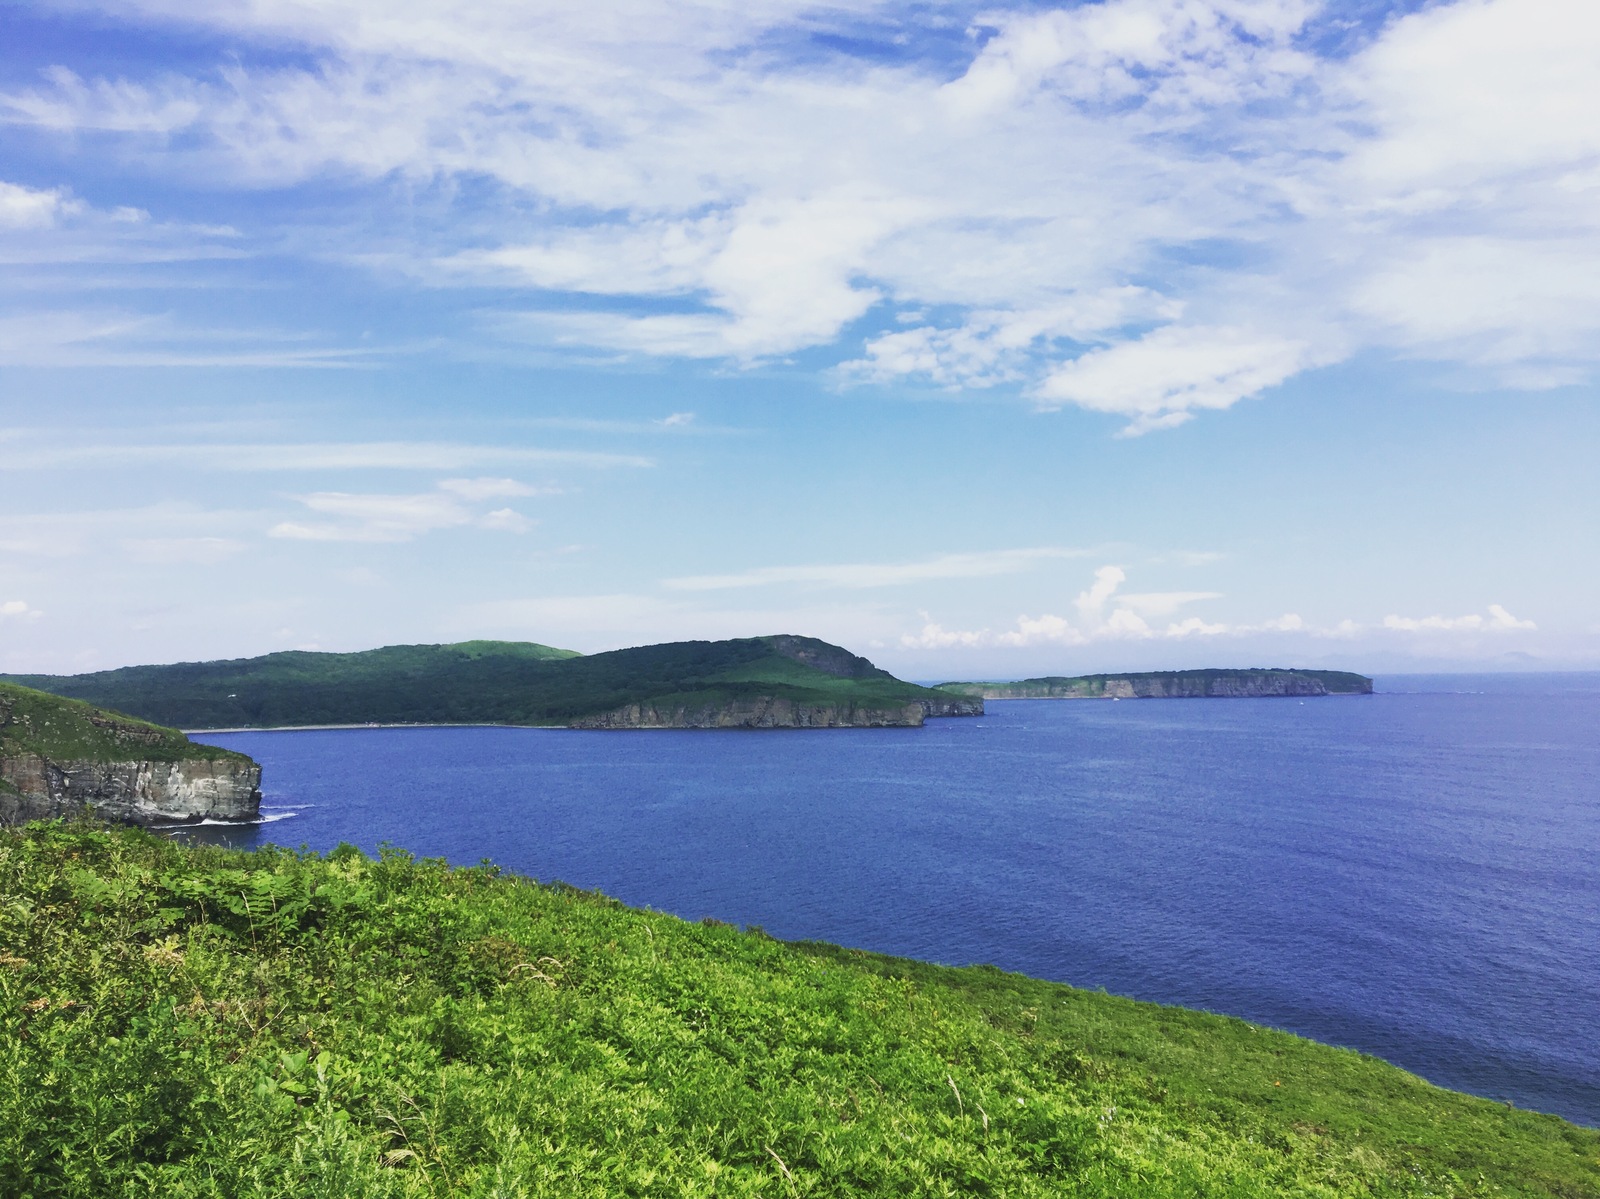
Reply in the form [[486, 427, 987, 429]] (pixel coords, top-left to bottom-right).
[[1034, 326, 1323, 435], [901, 593, 1544, 655], [268, 481, 540, 543], [0, 181, 78, 229], [0, 502, 255, 558], [0, 441, 649, 472], [664, 547, 1084, 592], [1075, 565, 1127, 620], [904, 561, 1226, 648], [1118, 590, 1224, 618], [1382, 604, 1537, 633], [0, 600, 41, 620], [3, 0, 1598, 423], [437, 477, 544, 501]]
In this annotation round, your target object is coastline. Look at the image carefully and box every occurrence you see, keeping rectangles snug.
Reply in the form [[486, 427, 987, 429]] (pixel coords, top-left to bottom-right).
[[185, 722, 566, 734]]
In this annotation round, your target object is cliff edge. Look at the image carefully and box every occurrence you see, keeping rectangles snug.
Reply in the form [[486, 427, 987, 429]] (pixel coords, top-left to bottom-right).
[[0, 682, 261, 825], [937, 669, 1373, 701]]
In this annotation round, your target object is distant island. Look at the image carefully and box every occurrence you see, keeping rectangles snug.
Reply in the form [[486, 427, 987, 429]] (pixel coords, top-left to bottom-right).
[[936, 668, 1373, 700], [3, 635, 982, 731], [0, 681, 260, 825]]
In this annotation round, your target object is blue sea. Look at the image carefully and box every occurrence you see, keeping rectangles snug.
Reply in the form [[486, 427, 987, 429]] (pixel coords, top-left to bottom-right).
[[189, 674, 1600, 1127]]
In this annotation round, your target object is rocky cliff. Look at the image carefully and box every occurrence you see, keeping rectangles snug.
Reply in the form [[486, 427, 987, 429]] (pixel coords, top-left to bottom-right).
[[0, 683, 261, 826], [570, 697, 930, 728], [939, 669, 1372, 701]]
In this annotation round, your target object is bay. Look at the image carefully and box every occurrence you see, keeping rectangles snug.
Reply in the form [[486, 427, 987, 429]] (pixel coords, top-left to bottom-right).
[[188, 675, 1600, 1127]]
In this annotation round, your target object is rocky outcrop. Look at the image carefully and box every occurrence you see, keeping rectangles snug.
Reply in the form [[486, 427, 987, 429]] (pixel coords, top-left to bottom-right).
[[0, 683, 262, 826], [917, 695, 985, 717], [570, 697, 933, 729], [940, 670, 1373, 701], [1103, 675, 1333, 698], [0, 753, 261, 825]]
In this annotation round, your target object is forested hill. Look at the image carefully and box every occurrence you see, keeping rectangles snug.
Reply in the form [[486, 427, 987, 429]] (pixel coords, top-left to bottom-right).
[[936, 669, 1374, 700], [3, 636, 979, 729]]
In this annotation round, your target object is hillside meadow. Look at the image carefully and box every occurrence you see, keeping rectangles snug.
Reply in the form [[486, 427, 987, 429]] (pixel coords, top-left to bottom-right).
[[1, 820, 1595, 1198]]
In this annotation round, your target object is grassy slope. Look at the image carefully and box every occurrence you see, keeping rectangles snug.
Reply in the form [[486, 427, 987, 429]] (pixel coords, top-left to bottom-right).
[[0, 682, 251, 770], [1, 822, 1593, 1198], [937, 670, 1374, 698], [1, 638, 949, 729]]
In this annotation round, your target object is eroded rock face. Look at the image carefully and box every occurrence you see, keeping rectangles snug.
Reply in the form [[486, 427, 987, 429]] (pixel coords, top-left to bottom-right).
[[1102, 675, 1331, 698], [569, 697, 932, 729], [0, 754, 261, 825], [917, 695, 985, 718]]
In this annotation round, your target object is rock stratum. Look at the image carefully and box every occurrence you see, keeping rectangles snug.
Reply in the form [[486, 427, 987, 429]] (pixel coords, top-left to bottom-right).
[[937, 668, 1373, 701], [572, 693, 984, 729], [4, 635, 981, 730], [0, 682, 260, 825]]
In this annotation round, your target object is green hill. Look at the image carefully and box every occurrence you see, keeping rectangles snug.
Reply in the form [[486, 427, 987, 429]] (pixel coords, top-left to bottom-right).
[[938, 669, 1374, 700], [0, 681, 234, 766], [1, 820, 1592, 1197], [3, 636, 977, 729]]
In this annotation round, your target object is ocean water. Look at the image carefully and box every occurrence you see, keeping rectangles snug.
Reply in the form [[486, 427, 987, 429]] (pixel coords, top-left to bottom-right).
[[188, 675, 1600, 1127]]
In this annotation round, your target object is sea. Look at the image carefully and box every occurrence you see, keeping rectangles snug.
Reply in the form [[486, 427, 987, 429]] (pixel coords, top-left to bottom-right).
[[186, 673, 1600, 1128]]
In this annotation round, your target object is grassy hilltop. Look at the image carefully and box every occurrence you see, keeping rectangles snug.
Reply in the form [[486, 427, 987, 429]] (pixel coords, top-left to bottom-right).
[[2, 821, 1594, 1198], [0, 681, 253, 773], [2, 636, 960, 730]]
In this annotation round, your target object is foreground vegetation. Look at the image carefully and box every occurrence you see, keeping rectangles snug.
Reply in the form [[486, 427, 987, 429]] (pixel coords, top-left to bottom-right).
[[2, 636, 957, 729], [2, 822, 1594, 1197]]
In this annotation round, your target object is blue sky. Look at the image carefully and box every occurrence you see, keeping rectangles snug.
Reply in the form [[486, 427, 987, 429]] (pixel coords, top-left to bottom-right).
[[1, 0, 1595, 678]]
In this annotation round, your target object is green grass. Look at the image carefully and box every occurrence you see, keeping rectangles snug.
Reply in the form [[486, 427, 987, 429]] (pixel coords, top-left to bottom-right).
[[2, 637, 953, 730], [0, 682, 250, 767], [2, 821, 1594, 1197]]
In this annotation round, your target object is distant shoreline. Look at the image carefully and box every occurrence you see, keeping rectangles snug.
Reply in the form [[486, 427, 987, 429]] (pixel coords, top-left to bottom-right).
[[186, 722, 566, 734]]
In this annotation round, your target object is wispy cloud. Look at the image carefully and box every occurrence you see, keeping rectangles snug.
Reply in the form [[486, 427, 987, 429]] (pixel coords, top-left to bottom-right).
[[2, 1, 1594, 424], [663, 547, 1086, 592], [0, 442, 651, 472], [268, 481, 542, 543]]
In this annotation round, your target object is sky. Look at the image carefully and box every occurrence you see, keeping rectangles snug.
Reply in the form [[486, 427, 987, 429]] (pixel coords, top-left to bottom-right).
[[0, 0, 1596, 679]]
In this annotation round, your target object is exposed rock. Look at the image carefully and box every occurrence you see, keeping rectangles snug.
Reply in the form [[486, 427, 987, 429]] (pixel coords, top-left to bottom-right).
[[939, 669, 1373, 701], [0, 683, 262, 826], [0, 753, 262, 825], [569, 696, 932, 729], [917, 695, 985, 717]]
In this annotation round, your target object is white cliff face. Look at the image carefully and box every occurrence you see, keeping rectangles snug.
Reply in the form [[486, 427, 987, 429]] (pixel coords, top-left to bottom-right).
[[0, 753, 261, 825]]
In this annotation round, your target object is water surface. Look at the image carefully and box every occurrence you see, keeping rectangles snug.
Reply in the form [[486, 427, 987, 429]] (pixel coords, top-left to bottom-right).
[[190, 677, 1600, 1126]]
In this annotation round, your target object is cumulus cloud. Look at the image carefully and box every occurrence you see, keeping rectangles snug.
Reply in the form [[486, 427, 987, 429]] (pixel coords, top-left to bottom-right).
[[902, 585, 1543, 653], [0, 599, 41, 620], [903, 562, 1226, 648], [1382, 604, 1536, 632], [0, 181, 78, 228]]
